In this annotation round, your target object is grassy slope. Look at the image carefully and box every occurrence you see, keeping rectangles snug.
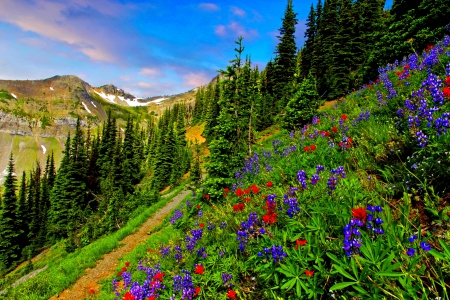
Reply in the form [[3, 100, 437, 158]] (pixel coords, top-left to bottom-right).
[[89, 39, 450, 299], [1, 182, 190, 300]]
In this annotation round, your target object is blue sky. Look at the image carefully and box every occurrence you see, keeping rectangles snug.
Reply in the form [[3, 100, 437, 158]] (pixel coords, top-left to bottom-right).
[[0, 0, 393, 98]]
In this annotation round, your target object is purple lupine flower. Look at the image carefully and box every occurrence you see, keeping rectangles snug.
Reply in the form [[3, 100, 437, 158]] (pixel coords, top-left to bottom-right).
[[406, 248, 416, 256], [420, 241, 432, 251]]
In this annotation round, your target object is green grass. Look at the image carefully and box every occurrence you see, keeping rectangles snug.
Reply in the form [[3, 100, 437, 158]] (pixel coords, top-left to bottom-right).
[[3, 185, 188, 300]]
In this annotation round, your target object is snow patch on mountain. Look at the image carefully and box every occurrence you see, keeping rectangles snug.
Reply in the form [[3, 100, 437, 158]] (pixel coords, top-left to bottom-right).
[[41, 145, 47, 154], [81, 102, 92, 114], [91, 101, 97, 108], [50, 87, 54, 91], [11, 93, 17, 99]]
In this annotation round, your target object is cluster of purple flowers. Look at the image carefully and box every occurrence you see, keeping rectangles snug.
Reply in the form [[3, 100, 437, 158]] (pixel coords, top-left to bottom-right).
[[185, 229, 203, 254], [365, 205, 385, 235], [297, 170, 307, 189], [173, 270, 197, 300], [283, 194, 300, 218], [342, 218, 364, 256], [327, 166, 346, 195], [257, 245, 287, 263], [160, 246, 171, 257], [406, 234, 432, 256], [377, 90, 387, 107], [236, 212, 265, 252], [170, 209, 183, 225], [196, 247, 207, 258], [174, 245, 183, 263], [379, 67, 398, 99], [222, 273, 233, 287]]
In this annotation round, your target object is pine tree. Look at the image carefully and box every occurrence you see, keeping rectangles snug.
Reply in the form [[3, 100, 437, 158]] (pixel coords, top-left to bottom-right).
[[16, 171, 28, 253], [300, 4, 317, 78], [273, 0, 298, 109], [282, 73, 320, 130], [0, 154, 20, 269]]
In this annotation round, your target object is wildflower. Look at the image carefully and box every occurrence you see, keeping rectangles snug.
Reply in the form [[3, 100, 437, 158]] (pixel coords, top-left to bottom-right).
[[267, 181, 273, 187], [261, 245, 287, 263], [125, 261, 130, 267], [122, 267, 127, 272], [194, 264, 204, 275], [251, 184, 260, 194], [224, 188, 230, 193], [406, 248, 416, 256], [194, 286, 201, 296], [341, 114, 348, 120], [331, 126, 338, 133], [295, 239, 307, 249], [444, 87, 450, 98], [118, 271, 122, 277], [352, 207, 367, 223], [199, 223, 204, 228], [304, 146, 310, 152], [420, 242, 432, 251], [222, 273, 233, 286], [154, 272, 165, 281], [310, 144, 316, 151], [235, 188, 244, 197], [305, 270, 315, 277], [124, 291, 136, 300], [227, 290, 237, 299], [89, 288, 95, 294], [205, 194, 210, 199], [196, 204, 200, 209], [244, 197, 250, 203]]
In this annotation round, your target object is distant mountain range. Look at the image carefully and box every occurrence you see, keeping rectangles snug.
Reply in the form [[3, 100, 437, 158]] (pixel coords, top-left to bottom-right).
[[0, 75, 197, 183]]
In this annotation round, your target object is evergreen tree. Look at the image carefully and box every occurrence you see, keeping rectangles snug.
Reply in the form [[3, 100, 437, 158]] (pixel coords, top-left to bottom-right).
[[273, 0, 298, 109], [300, 4, 317, 78], [0, 154, 20, 269], [282, 73, 320, 130], [16, 171, 28, 253]]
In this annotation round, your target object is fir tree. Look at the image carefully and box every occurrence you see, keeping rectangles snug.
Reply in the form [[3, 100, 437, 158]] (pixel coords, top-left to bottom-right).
[[282, 73, 320, 130], [273, 0, 298, 109], [0, 154, 20, 268]]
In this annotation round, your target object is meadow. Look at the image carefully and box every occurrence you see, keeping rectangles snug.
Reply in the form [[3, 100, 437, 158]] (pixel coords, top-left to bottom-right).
[[98, 36, 450, 299]]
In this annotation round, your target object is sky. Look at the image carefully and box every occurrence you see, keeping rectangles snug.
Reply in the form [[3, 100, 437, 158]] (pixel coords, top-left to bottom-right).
[[0, 0, 393, 98]]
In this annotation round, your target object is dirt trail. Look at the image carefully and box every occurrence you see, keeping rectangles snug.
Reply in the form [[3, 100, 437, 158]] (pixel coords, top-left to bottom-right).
[[51, 189, 191, 300]]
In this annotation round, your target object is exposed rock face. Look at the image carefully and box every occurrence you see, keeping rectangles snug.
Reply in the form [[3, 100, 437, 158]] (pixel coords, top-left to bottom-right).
[[98, 84, 135, 100]]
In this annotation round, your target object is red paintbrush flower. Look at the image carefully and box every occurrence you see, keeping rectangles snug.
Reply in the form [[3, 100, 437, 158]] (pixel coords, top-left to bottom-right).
[[310, 145, 316, 151], [125, 261, 130, 267], [196, 204, 201, 209], [443, 87, 450, 99], [205, 194, 210, 199], [341, 114, 348, 120], [199, 223, 204, 228], [267, 181, 273, 187], [304, 146, 310, 152], [235, 188, 244, 197], [332, 126, 338, 133], [227, 290, 237, 299], [352, 207, 367, 222], [305, 270, 315, 277], [194, 287, 201, 297], [251, 184, 260, 194], [295, 239, 307, 249], [445, 76, 450, 86], [244, 197, 250, 203], [224, 187, 230, 193], [124, 292, 136, 300], [122, 267, 127, 272], [153, 272, 165, 281], [194, 264, 204, 275]]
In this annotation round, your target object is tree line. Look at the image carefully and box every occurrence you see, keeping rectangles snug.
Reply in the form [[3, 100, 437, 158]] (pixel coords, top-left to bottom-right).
[[0, 104, 191, 272]]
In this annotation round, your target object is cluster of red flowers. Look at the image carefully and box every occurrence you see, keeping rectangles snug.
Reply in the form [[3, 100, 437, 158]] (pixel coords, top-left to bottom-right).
[[234, 184, 260, 197], [305, 270, 315, 277], [366, 84, 374, 90], [341, 114, 348, 121], [443, 76, 450, 99], [262, 198, 277, 224], [352, 207, 367, 223], [425, 44, 434, 52], [233, 203, 245, 212], [331, 126, 338, 133], [202, 194, 210, 199], [295, 239, 307, 250], [304, 144, 317, 152], [227, 289, 237, 299], [194, 264, 204, 275]]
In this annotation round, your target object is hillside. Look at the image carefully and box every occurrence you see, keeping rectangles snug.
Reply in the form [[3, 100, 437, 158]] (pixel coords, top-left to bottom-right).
[[0, 75, 197, 182]]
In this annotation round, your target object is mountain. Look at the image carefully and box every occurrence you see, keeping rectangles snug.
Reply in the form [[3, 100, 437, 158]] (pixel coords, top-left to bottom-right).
[[0, 75, 197, 183]]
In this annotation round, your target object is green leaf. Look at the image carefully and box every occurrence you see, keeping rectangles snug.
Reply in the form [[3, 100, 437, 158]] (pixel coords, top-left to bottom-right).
[[429, 249, 445, 261], [375, 271, 405, 277], [333, 264, 357, 281], [330, 281, 358, 290], [281, 278, 297, 291]]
